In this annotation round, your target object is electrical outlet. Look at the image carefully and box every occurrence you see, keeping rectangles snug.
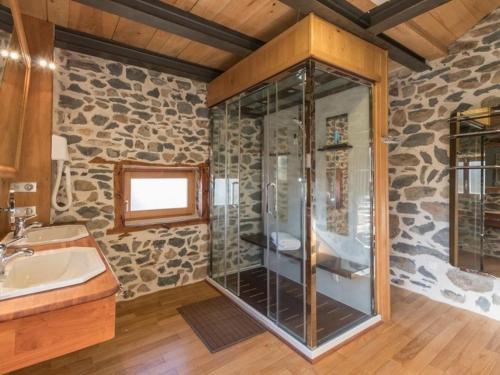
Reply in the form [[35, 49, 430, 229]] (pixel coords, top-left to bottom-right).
[[10, 182, 37, 193], [13, 206, 37, 217]]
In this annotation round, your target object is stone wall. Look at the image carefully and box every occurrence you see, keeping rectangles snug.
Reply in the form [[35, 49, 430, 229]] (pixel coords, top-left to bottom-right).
[[388, 8, 500, 318], [52, 48, 209, 300]]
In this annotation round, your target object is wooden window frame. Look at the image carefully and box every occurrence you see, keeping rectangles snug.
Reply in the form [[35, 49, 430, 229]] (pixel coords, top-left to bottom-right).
[[123, 167, 197, 221], [106, 160, 209, 234]]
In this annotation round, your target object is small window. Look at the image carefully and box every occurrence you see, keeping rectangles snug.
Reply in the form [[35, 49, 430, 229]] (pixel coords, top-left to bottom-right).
[[118, 164, 207, 228]]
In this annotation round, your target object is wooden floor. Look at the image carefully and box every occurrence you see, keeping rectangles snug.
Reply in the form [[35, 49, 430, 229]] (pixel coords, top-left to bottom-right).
[[12, 281, 500, 375]]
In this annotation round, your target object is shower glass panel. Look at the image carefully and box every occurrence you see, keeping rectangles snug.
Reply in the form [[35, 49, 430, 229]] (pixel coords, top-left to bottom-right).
[[268, 68, 306, 341], [210, 104, 226, 286], [456, 132, 482, 271], [226, 99, 240, 294], [238, 87, 268, 314], [312, 64, 374, 344]]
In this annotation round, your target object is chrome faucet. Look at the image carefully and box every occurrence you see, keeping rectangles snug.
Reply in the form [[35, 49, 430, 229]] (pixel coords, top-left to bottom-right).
[[0, 237, 34, 276], [13, 216, 42, 239]]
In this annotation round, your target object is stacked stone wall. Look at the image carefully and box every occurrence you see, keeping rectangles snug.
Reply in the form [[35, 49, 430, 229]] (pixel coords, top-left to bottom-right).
[[388, 8, 500, 317], [53, 49, 209, 299]]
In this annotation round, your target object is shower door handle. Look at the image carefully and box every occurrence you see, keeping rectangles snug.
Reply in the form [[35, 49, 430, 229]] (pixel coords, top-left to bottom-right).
[[266, 182, 277, 216], [231, 181, 239, 208]]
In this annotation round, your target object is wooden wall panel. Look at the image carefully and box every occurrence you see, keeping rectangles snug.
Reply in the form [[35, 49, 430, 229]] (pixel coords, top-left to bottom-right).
[[0, 32, 29, 178], [12, 15, 54, 226]]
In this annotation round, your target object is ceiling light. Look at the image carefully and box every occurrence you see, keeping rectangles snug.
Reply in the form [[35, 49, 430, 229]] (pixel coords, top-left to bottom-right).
[[9, 51, 19, 60], [39, 58, 48, 67], [48, 62, 56, 70], [0, 49, 8, 57]]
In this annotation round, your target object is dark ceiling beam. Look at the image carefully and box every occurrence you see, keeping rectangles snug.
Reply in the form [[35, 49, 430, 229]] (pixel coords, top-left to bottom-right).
[[74, 0, 264, 57], [55, 26, 222, 81], [366, 0, 451, 34], [280, 0, 431, 72]]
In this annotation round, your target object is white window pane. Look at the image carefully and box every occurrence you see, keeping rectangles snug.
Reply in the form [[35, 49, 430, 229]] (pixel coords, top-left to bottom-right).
[[457, 169, 464, 194], [214, 178, 225, 206], [131, 178, 188, 211], [213, 178, 238, 206], [457, 161, 464, 194]]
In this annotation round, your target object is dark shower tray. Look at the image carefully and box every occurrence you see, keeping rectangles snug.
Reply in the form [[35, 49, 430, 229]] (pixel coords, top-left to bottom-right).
[[240, 233, 368, 279]]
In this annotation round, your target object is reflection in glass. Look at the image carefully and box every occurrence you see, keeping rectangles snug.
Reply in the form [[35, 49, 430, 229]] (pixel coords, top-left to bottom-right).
[[451, 107, 500, 276], [0, 29, 29, 171], [269, 67, 306, 341]]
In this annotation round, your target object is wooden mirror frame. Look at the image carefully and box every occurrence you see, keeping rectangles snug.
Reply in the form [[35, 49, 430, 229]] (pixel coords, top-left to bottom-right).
[[0, 0, 31, 178]]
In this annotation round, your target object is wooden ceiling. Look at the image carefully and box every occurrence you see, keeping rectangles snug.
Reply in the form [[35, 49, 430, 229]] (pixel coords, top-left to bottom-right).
[[3, 0, 500, 73]]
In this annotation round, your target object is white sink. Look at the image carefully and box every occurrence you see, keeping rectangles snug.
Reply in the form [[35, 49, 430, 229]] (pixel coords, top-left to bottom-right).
[[0, 247, 106, 301], [2, 224, 89, 246]]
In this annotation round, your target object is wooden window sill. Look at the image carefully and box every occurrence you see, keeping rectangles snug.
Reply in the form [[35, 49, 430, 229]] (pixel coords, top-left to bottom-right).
[[107, 217, 209, 235]]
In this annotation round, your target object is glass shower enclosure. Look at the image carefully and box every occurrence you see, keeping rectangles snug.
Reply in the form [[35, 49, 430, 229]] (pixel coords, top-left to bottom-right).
[[209, 60, 376, 351]]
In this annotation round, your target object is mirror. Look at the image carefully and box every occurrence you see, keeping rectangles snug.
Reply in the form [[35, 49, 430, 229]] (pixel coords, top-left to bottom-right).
[[0, 1, 30, 178], [450, 106, 500, 277]]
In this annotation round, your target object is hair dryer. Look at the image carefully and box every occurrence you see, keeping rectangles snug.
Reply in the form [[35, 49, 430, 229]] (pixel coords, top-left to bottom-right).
[[51, 134, 73, 211]]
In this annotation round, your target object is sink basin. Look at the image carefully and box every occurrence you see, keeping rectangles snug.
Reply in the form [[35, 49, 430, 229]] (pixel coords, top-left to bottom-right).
[[0, 247, 106, 301], [2, 224, 89, 246]]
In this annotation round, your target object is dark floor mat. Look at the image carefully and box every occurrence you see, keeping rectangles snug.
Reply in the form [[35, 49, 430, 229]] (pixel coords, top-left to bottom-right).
[[177, 295, 266, 353]]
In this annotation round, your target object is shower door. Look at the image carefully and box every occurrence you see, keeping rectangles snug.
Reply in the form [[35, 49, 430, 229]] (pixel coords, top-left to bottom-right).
[[226, 99, 240, 294], [210, 99, 242, 294], [210, 104, 227, 286], [266, 67, 307, 342]]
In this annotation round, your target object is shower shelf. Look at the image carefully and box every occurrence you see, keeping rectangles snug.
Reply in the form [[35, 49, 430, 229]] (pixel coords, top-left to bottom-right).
[[241, 233, 368, 279], [317, 143, 353, 152]]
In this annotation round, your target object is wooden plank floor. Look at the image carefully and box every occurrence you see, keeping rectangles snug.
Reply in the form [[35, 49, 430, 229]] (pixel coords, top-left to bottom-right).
[[12, 281, 500, 375]]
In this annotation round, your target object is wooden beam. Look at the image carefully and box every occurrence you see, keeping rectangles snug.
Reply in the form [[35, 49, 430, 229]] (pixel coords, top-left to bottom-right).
[[366, 0, 452, 35], [54, 26, 222, 82], [280, 0, 430, 72], [74, 0, 264, 57]]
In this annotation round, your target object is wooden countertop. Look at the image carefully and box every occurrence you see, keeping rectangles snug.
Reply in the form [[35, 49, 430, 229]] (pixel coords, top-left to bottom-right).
[[0, 235, 120, 322]]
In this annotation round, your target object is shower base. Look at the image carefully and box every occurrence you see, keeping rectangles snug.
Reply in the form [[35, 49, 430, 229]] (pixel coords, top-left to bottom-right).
[[207, 267, 381, 361]]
